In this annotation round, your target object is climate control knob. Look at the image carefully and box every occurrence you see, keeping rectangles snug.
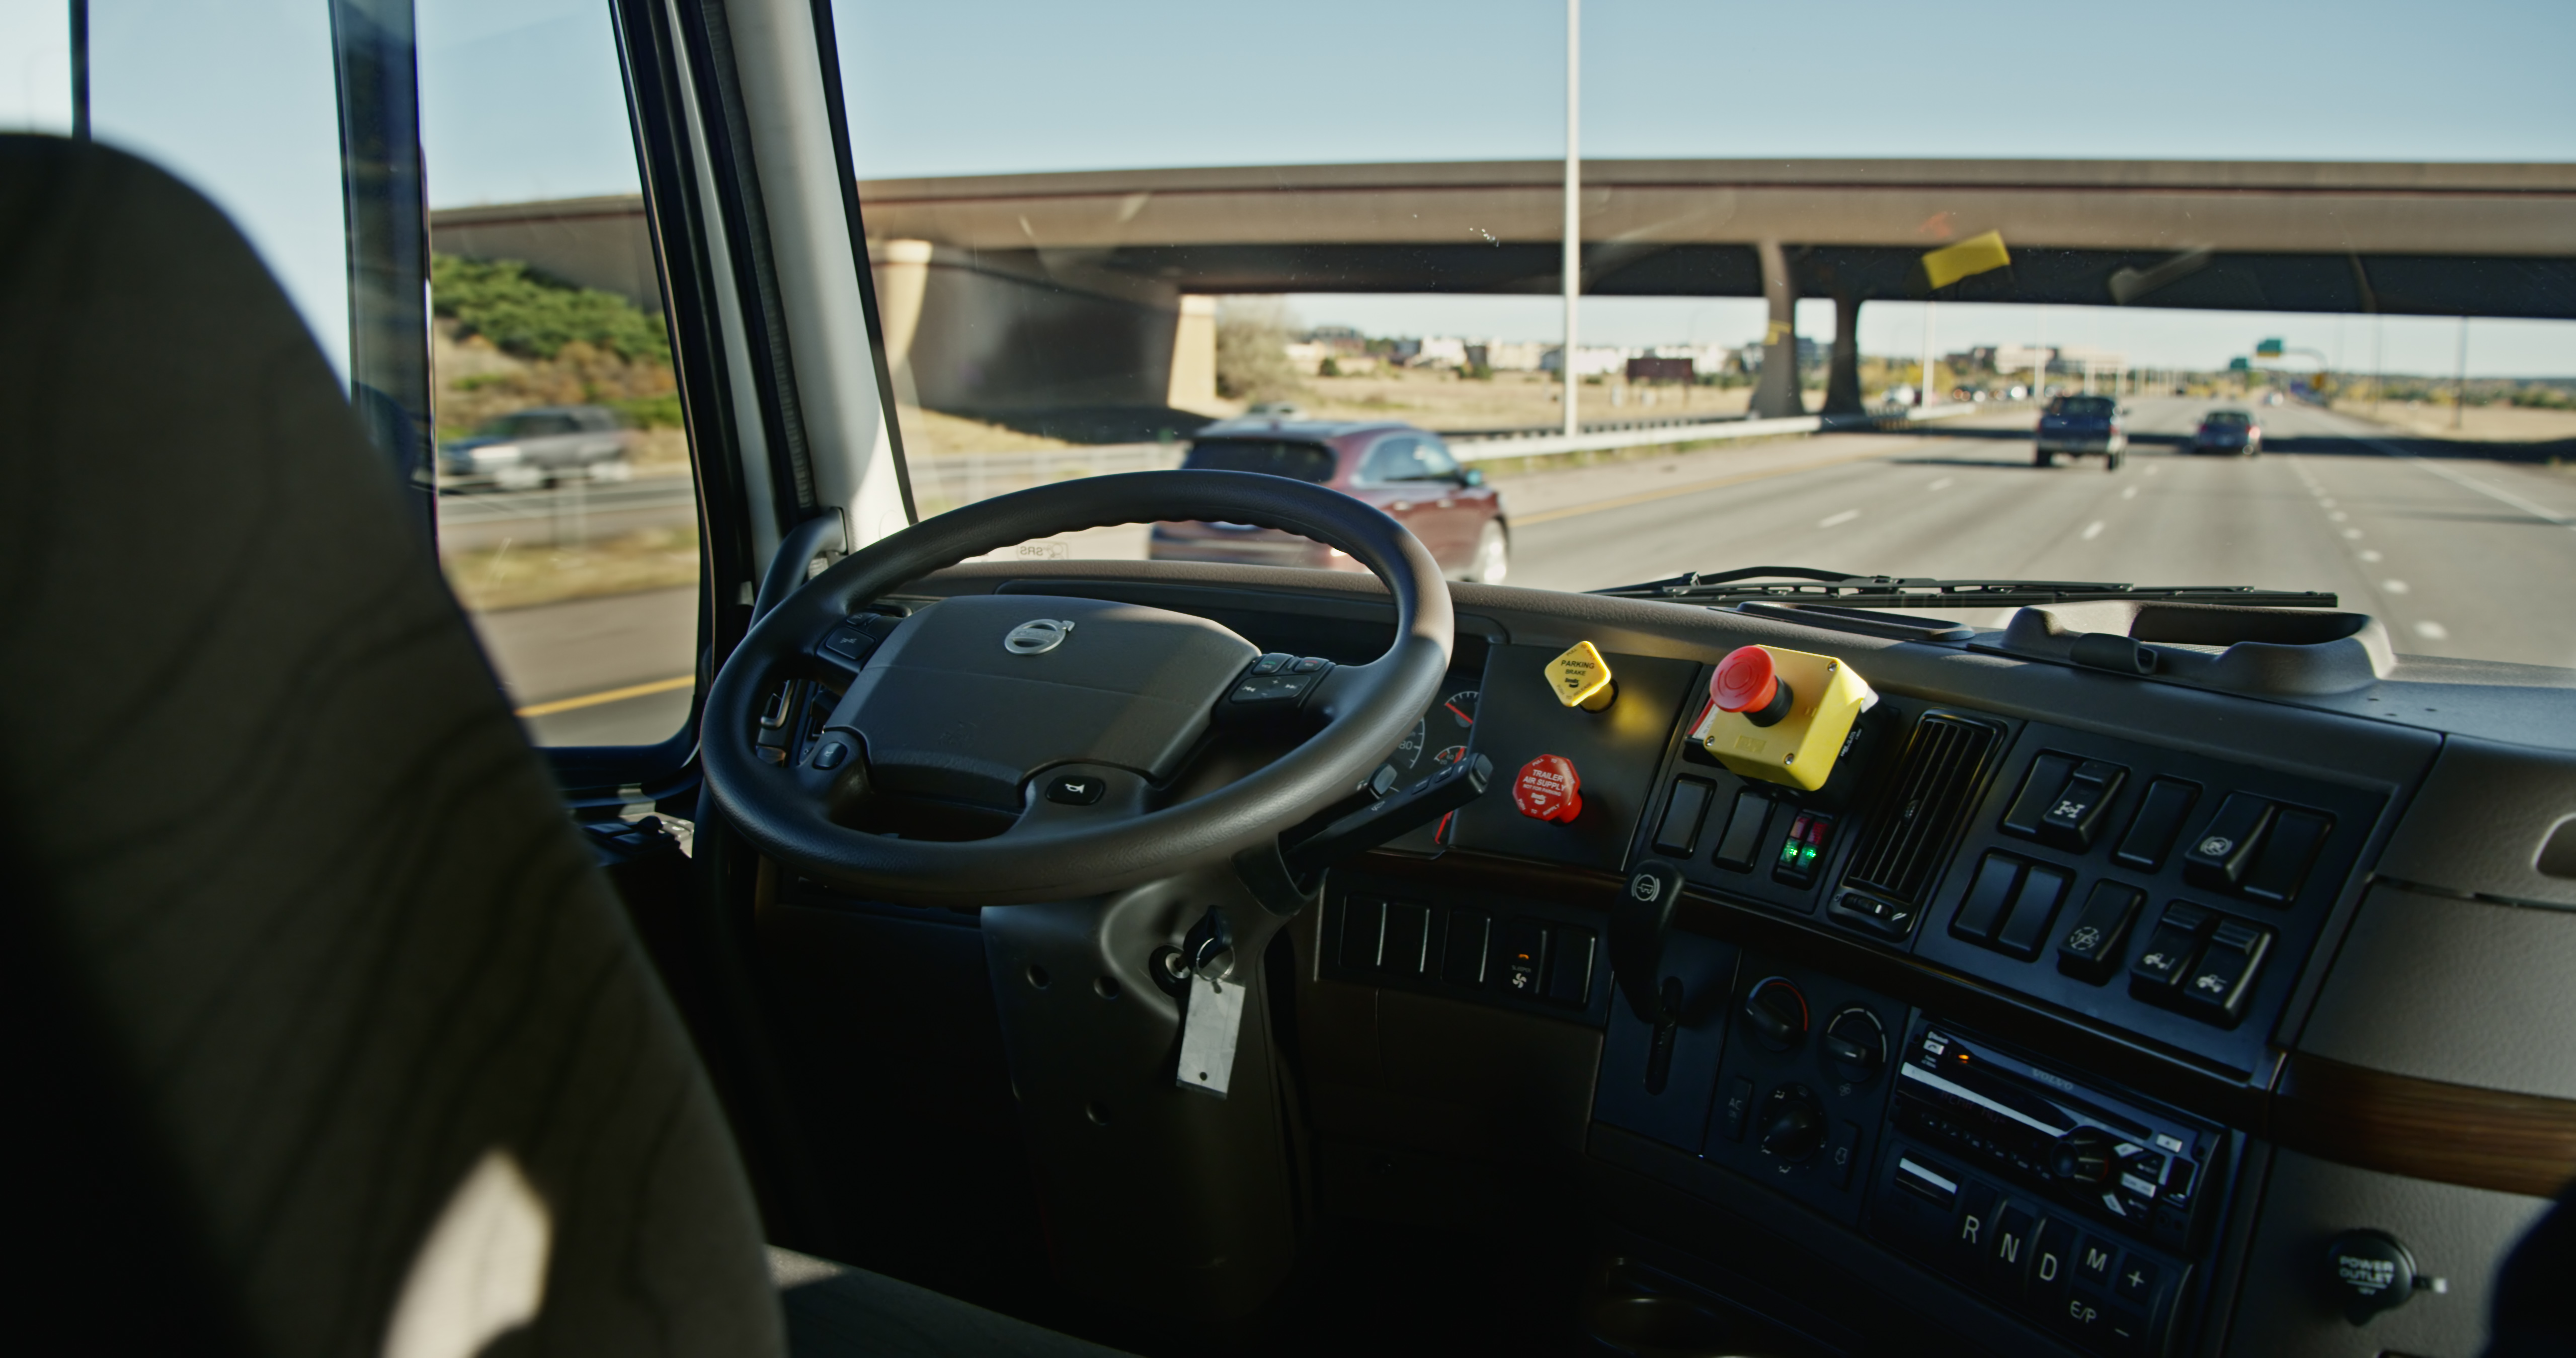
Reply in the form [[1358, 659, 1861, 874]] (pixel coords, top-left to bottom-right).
[[1741, 977, 1809, 1053], [2052, 1127, 2116, 1185], [1759, 1084, 1828, 1162], [1822, 1007, 1888, 1084]]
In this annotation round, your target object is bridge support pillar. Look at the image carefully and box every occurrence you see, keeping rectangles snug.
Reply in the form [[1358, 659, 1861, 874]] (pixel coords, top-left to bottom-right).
[[1750, 240, 1803, 419], [867, 241, 1214, 436], [1822, 293, 1867, 417]]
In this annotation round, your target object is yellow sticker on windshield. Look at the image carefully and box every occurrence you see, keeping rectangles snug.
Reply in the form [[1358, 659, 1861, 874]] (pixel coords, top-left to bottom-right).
[[1922, 230, 2011, 290]]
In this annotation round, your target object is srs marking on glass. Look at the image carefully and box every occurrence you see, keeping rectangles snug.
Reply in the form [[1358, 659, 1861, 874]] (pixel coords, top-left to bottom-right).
[[1004, 619, 1076, 655]]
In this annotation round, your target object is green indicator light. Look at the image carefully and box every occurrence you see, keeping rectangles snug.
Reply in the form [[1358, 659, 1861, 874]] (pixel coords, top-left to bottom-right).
[[1801, 844, 1819, 863], [1779, 842, 1799, 865]]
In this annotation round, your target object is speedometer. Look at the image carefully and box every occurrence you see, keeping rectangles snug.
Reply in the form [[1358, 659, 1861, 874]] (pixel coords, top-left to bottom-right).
[[1393, 717, 1426, 769]]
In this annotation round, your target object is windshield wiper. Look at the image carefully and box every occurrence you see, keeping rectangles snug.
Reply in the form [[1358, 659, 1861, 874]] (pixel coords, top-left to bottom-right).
[[1590, 564, 2338, 610]]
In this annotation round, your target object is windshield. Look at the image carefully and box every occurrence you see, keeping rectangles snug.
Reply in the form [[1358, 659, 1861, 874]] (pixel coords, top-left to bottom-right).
[[1182, 439, 1338, 483], [809, 0, 2576, 669]]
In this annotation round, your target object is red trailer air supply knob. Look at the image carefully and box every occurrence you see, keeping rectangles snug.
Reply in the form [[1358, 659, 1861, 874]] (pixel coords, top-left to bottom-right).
[[1712, 645, 1797, 727], [1513, 753, 1583, 823]]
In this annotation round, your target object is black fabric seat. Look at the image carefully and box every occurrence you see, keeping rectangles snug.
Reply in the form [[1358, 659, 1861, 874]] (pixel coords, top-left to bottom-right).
[[0, 134, 1116, 1358]]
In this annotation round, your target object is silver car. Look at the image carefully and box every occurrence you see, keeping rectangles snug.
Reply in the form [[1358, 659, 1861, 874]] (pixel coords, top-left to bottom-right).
[[437, 405, 631, 490]]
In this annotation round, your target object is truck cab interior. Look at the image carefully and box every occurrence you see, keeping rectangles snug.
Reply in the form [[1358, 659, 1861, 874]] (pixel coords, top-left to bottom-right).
[[8, 4, 2576, 1357]]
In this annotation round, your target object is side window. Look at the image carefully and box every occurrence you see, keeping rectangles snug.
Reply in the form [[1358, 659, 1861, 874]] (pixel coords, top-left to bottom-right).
[[418, 1, 703, 748], [1416, 439, 1462, 481], [1357, 437, 1423, 484]]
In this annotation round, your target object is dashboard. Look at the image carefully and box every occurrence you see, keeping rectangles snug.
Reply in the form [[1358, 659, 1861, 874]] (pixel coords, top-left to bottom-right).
[[900, 557, 2576, 1358]]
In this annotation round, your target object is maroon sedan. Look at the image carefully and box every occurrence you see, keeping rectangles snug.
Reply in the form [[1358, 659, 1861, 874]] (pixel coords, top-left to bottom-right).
[[1148, 420, 1510, 582]]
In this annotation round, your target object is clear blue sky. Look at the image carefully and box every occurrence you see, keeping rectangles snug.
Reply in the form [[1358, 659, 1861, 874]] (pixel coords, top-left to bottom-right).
[[11, 1, 2573, 376]]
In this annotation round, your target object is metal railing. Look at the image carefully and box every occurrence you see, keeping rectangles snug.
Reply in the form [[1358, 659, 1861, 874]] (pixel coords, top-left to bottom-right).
[[905, 443, 1185, 513]]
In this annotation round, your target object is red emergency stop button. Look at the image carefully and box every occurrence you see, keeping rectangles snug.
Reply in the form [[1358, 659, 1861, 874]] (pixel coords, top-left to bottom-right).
[[1712, 645, 1795, 727], [1513, 753, 1583, 823]]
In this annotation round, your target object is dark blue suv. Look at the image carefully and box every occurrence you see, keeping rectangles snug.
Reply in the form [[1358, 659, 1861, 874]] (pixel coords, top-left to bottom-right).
[[2034, 395, 2127, 470]]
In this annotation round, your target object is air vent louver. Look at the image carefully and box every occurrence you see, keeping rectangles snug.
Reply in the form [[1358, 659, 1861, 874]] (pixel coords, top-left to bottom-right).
[[1844, 714, 2000, 906]]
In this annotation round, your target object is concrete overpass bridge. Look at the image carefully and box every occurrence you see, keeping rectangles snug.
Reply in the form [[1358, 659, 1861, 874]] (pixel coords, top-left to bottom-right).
[[432, 158, 2576, 425]]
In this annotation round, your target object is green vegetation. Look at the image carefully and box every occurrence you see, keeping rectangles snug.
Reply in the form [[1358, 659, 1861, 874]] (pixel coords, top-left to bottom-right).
[[431, 252, 682, 440], [431, 253, 670, 364]]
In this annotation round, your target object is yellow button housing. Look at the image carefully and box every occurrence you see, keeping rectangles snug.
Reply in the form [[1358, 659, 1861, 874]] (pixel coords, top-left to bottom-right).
[[1695, 646, 1878, 791], [1545, 640, 1617, 712]]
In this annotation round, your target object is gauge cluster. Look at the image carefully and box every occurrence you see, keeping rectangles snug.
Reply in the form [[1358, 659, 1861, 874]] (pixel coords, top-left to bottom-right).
[[1383, 686, 1480, 790]]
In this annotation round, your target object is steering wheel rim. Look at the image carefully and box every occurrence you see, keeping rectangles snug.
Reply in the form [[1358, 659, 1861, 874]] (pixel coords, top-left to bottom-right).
[[702, 470, 1455, 907]]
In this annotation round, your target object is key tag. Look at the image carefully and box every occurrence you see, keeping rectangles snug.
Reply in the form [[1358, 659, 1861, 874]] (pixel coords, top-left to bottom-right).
[[1174, 909, 1246, 1098], [1177, 968, 1247, 1098]]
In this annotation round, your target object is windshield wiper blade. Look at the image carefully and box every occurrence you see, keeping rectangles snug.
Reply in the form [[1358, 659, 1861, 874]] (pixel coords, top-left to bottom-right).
[[1589, 564, 2338, 609]]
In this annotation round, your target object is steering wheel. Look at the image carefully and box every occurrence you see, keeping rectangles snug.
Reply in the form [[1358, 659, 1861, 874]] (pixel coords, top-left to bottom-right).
[[702, 470, 1454, 908]]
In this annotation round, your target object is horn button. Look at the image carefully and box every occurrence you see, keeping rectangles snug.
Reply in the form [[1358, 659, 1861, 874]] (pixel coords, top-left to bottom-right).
[[815, 594, 1260, 809]]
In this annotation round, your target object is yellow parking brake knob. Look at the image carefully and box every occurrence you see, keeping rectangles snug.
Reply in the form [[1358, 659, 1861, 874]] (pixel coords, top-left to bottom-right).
[[1546, 640, 1617, 712]]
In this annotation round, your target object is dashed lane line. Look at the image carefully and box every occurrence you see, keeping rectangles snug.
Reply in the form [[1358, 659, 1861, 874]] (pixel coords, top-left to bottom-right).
[[1819, 509, 1862, 528]]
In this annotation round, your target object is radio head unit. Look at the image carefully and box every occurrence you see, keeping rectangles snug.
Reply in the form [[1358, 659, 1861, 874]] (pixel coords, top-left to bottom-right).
[[1889, 1020, 2221, 1255]]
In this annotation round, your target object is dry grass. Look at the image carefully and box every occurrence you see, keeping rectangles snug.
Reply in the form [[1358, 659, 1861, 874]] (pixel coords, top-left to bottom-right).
[[895, 405, 1081, 457], [443, 524, 699, 613], [2336, 397, 2576, 445], [1293, 369, 1754, 431]]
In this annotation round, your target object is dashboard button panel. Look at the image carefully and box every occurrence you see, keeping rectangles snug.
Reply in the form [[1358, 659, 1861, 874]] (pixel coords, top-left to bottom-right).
[[1910, 720, 2385, 1074], [1322, 877, 1614, 1028], [1992, 863, 2072, 960], [2056, 882, 2144, 981], [2182, 793, 2276, 889], [1652, 776, 1714, 855], [1710, 788, 1774, 871], [2112, 778, 2199, 870]]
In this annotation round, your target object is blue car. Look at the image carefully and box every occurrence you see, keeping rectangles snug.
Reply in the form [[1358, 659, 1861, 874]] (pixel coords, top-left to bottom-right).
[[2034, 394, 2127, 469]]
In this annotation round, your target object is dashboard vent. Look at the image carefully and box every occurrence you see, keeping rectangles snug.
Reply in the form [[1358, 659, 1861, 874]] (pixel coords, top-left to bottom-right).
[[1843, 714, 2001, 906]]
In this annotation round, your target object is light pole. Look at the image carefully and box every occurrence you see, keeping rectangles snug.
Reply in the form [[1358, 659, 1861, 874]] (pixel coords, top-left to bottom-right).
[[1561, 0, 1580, 438], [1919, 301, 1936, 407], [2453, 316, 2469, 431]]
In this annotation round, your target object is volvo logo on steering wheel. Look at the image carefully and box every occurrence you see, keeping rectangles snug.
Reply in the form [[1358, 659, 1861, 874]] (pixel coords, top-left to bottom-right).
[[1004, 618, 1076, 655]]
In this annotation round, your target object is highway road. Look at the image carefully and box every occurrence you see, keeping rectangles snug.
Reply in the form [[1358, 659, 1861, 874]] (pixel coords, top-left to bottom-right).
[[474, 397, 2576, 747]]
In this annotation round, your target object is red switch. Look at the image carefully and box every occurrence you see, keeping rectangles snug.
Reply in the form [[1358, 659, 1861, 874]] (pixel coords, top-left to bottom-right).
[[1712, 645, 1795, 726], [1513, 753, 1583, 823]]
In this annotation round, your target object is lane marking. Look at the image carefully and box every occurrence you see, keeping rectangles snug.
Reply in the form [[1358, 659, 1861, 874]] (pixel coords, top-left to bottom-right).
[[2342, 528, 2364, 540], [2384, 579, 2411, 594], [1928, 477, 1955, 491], [2081, 520, 2106, 541], [2360, 549, 2384, 562], [2414, 621, 2450, 641], [2120, 486, 2137, 499], [516, 674, 694, 719], [2329, 512, 2349, 523], [1509, 442, 1909, 527], [1818, 509, 1862, 528]]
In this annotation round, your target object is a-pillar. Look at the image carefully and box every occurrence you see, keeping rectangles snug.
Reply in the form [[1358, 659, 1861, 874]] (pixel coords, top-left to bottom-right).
[[1750, 239, 1803, 419], [1821, 293, 1866, 417]]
